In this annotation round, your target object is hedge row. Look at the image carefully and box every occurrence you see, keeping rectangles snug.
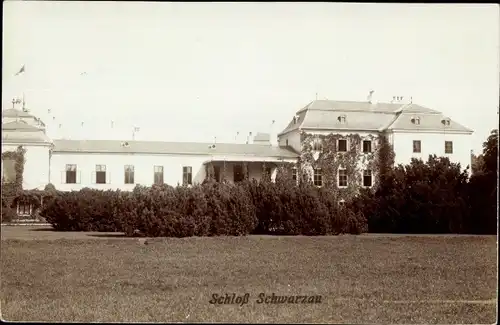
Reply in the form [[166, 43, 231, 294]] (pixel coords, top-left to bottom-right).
[[40, 181, 368, 236], [23, 155, 498, 236]]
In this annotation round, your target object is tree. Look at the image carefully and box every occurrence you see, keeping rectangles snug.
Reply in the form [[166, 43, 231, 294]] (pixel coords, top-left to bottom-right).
[[466, 129, 498, 234], [482, 129, 498, 175], [471, 153, 485, 175]]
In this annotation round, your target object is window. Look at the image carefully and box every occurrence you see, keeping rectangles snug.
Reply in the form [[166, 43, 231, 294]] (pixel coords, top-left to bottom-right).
[[183, 166, 193, 185], [338, 169, 348, 187], [233, 164, 244, 182], [292, 168, 297, 182], [66, 164, 77, 184], [154, 165, 164, 184], [95, 165, 107, 184], [339, 200, 346, 208], [286, 139, 289, 146], [338, 139, 347, 152], [411, 117, 421, 125], [338, 115, 347, 124], [124, 165, 135, 184], [445, 141, 453, 154], [363, 170, 372, 187], [362, 140, 372, 153], [413, 140, 421, 153], [313, 168, 322, 187], [442, 119, 451, 126], [214, 166, 221, 182], [2, 158, 16, 183], [312, 138, 323, 151], [17, 201, 32, 216]]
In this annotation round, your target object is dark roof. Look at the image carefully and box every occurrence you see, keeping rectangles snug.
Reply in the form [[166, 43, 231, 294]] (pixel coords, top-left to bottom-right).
[[52, 139, 299, 158]]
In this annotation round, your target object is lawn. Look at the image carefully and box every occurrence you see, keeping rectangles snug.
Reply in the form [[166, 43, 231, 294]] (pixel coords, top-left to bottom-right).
[[0, 226, 497, 323]]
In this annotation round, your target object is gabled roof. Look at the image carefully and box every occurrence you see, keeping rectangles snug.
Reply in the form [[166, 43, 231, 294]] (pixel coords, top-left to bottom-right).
[[2, 109, 35, 118], [279, 99, 472, 135], [52, 139, 299, 158]]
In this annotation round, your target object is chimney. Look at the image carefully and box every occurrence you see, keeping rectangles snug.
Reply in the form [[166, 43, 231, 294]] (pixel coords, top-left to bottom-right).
[[269, 120, 278, 147], [367, 90, 374, 103], [247, 132, 253, 144]]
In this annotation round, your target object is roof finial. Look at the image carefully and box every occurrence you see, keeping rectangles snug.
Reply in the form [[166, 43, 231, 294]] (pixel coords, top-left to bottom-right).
[[367, 90, 374, 103], [22, 92, 27, 112]]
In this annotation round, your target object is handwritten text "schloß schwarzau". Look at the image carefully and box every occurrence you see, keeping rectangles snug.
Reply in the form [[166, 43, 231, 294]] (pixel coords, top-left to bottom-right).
[[209, 293, 323, 306]]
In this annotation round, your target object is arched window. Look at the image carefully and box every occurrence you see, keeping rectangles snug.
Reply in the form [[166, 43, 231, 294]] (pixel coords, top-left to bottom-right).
[[441, 118, 451, 126], [338, 114, 347, 124]]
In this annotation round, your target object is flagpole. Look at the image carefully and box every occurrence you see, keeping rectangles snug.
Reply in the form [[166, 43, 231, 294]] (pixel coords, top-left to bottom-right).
[[22, 92, 26, 112]]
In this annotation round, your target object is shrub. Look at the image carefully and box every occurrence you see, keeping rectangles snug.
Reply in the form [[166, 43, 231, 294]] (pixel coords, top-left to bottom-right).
[[1, 206, 17, 223]]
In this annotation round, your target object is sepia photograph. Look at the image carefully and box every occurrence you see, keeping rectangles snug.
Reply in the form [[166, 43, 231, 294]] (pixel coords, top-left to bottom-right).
[[1, 2, 498, 323]]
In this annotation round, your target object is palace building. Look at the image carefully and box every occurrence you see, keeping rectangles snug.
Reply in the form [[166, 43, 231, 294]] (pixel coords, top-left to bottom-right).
[[1, 96, 473, 193]]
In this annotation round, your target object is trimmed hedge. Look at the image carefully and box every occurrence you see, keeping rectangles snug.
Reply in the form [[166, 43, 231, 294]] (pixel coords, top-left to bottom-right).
[[38, 154, 496, 236], [40, 181, 367, 236]]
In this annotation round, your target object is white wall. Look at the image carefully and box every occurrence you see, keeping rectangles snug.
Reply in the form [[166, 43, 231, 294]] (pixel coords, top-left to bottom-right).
[[2, 144, 51, 190], [278, 130, 301, 152], [392, 131, 472, 173], [50, 152, 209, 191], [50, 152, 297, 191]]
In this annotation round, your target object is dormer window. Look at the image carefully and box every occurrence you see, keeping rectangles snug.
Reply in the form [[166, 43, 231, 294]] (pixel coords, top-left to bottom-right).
[[293, 115, 300, 124], [411, 116, 420, 125], [338, 114, 347, 124], [441, 118, 451, 126], [312, 137, 323, 151]]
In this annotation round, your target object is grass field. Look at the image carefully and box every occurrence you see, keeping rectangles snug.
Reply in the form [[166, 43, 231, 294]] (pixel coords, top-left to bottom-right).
[[1, 226, 497, 323]]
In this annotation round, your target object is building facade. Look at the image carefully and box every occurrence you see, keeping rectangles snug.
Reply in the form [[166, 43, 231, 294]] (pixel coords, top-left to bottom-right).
[[2, 98, 473, 195]]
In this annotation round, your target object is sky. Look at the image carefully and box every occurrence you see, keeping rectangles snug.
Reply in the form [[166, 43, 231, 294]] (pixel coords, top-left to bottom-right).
[[2, 2, 499, 152]]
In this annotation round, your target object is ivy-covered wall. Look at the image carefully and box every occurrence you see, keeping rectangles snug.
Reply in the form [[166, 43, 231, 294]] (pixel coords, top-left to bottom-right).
[[275, 131, 395, 200], [1, 146, 26, 198]]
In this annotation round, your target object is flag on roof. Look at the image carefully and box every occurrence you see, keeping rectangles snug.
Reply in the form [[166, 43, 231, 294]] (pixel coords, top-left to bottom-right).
[[14, 65, 25, 76]]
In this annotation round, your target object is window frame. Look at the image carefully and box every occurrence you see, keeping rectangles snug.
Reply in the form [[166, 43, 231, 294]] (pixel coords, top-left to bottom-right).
[[124, 165, 135, 184], [183, 166, 193, 185], [413, 140, 422, 153], [338, 139, 348, 152], [291, 167, 298, 182], [65, 164, 77, 184], [95, 164, 107, 184], [214, 165, 221, 182], [338, 168, 348, 187], [362, 140, 372, 153], [363, 169, 373, 187], [445, 141, 453, 154], [313, 168, 323, 187], [154, 165, 164, 185], [312, 138, 323, 151]]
